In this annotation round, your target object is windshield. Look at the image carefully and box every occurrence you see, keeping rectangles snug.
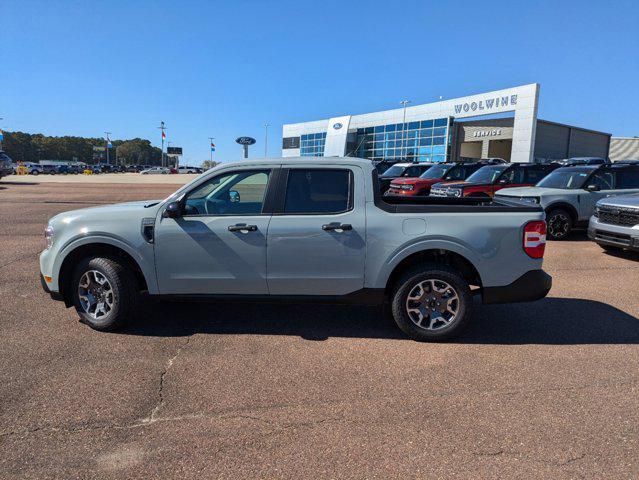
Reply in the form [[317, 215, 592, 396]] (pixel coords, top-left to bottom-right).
[[536, 169, 592, 189], [465, 165, 508, 184], [381, 165, 405, 177], [420, 164, 452, 179]]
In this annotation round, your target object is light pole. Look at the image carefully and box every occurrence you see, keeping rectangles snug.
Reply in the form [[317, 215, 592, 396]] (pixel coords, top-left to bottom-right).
[[158, 121, 166, 166], [0, 116, 4, 151], [399, 100, 411, 160], [104, 131, 112, 165], [208, 137, 215, 164], [263, 123, 270, 157]]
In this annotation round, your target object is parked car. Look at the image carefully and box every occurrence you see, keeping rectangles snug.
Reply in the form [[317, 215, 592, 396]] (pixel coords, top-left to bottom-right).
[[25, 163, 44, 175], [385, 159, 504, 197], [140, 166, 170, 175], [615, 159, 639, 165], [589, 194, 639, 252], [0, 151, 13, 179], [552, 157, 610, 167], [39, 157, 551, 342], [378, 162, 434, 193], [430, 163, 559, 198], [495, 164, 639, 239], [177, 165, 201, 174]]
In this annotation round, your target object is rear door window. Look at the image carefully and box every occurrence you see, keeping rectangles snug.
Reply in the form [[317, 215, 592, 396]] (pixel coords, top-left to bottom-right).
[[616, 169, 639, 189], [283, 169, 352, 214], [523, 168, 548, 184]]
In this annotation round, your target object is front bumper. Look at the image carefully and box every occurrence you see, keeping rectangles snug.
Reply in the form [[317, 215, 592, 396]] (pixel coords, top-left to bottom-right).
[[588, 216, 639, 250], [482, 270, 552, 304], [40, 273, 64, 302]]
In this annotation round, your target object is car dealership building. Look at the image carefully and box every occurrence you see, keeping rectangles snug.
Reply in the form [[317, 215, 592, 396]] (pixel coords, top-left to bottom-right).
[[282, 83, 611, 164]]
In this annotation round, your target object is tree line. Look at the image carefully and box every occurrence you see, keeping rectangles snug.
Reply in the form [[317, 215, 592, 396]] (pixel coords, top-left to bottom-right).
[[1, 131, 163, 165]]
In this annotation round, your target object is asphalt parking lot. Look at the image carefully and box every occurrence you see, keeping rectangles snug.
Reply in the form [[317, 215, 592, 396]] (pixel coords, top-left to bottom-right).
[[1, 179, 639, 479]]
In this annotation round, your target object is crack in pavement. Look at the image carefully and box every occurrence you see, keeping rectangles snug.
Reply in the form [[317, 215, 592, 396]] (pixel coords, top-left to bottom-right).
[[472, 449, 587, 468], [1, 378, 636, 439], [141, 335, 194, 425]]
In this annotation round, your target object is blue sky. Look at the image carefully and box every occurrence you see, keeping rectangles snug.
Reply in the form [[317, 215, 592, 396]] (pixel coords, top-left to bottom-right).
[[2, 0, 638, 165]]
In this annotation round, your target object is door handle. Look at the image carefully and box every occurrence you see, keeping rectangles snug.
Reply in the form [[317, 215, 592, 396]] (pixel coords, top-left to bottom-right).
[[228, 224, 258, 232], [322, 222, 352, 232]]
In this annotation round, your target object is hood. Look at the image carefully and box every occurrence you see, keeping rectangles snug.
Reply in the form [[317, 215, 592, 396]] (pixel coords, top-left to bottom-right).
[[390, 177, 426, 185], [49, 200, 162, 226], [495, 187, 569, 197], [597, 193, 639, 208], [432, 181, 477, 189]]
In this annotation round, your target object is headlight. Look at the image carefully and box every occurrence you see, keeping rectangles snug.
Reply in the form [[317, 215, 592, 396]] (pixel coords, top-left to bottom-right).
[[399, 184, 414, 191], [451, 188, 462, 197], [521, 197, 540, 204], [44, 225, 54, 249], [594, 206, 600, 218]]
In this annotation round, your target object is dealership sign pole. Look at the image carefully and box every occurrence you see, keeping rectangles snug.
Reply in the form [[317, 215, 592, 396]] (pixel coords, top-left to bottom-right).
[[236, 136, 256, 159]]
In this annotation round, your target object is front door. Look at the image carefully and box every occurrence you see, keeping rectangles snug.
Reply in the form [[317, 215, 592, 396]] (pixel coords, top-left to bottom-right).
[[578, 169, 616, 219], [266, 166, 366, 296], [154, 169, 272, 294]]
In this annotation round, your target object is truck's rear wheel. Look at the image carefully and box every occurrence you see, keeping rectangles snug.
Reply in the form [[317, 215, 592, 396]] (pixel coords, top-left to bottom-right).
[[546, 208, 572, 240], [391, 263, 472, 341], [71, 256, 138, 331]]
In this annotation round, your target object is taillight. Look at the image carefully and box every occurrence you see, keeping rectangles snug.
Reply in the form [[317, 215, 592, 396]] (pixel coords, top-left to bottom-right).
[[523, 221, 546, 258]]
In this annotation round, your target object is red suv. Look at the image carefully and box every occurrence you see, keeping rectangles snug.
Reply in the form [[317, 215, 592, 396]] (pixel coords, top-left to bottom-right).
[[385, 161, 497, 197], [430, 163, 559, 198]]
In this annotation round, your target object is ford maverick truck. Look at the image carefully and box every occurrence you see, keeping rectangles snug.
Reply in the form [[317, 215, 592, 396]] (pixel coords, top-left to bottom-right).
[[40, 158, 551, 341]]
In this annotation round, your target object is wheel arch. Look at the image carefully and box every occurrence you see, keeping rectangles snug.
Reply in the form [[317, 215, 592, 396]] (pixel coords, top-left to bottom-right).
[[545, 202, 578, 222], [57, 242, 150, 307], [384, 248, 482, 295]]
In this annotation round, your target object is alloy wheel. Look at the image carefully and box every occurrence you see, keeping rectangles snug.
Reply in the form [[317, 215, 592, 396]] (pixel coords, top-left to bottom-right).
[[405, 279, 459, 330], [78, 270, 115, 319], [548, 213, 570, 238]]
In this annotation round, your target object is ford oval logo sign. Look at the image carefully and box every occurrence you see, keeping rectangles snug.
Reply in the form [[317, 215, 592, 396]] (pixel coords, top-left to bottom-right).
[[333, 122, 343, 130]]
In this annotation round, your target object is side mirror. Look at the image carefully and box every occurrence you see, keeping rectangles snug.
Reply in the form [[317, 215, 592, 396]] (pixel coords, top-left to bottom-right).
[[229, 190, 241, 203], [586, 184, 601, 192], [163, 201, 182, 218]]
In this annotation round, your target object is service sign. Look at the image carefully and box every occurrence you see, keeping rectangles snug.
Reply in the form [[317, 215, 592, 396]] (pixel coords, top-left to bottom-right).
[[167, 147, 183, 155]]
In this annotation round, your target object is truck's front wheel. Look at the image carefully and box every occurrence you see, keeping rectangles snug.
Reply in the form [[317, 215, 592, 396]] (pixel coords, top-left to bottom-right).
[[71, 257, 138, 331], [546, 208, 572, 240], [391, 263, 472, 342]]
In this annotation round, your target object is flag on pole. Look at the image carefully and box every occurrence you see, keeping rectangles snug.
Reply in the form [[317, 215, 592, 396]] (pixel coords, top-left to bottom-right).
[[210, 142, 216, 152], [0, 131, 3, 142], [162, 131, 166, 141]]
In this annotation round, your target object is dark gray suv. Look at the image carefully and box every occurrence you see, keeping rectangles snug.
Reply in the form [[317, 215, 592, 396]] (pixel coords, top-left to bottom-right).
[[0, 152, 13, 179]]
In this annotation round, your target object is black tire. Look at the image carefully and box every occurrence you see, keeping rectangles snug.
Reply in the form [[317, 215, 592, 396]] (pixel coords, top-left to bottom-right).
[[546, 208, 573, 240], [71, 256, 139, 331], [391, 263, 472, 342], [31, 170, 39, 176]]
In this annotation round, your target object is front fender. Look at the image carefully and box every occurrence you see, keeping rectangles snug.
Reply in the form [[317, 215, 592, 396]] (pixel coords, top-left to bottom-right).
[[48, 234, 158, 294]]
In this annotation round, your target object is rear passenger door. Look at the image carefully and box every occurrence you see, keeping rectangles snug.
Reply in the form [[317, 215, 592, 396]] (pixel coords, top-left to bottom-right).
[[266, 166, 366, 296]]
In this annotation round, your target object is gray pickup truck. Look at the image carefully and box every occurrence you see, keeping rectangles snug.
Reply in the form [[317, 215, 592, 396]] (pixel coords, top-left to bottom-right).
[[40, 158, 551, 341]]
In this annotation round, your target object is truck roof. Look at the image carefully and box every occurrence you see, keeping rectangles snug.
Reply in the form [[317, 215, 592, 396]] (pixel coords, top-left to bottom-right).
[[219, 157, 375, 169]]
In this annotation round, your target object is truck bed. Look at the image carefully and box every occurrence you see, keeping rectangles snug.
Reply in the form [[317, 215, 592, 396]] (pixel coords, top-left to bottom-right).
[[378, 193, 543, 213]]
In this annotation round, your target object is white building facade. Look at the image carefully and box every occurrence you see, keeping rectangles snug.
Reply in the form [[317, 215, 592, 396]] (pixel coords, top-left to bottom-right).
[[282, 83, 610, 162], [283, 84, 540, 163]]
